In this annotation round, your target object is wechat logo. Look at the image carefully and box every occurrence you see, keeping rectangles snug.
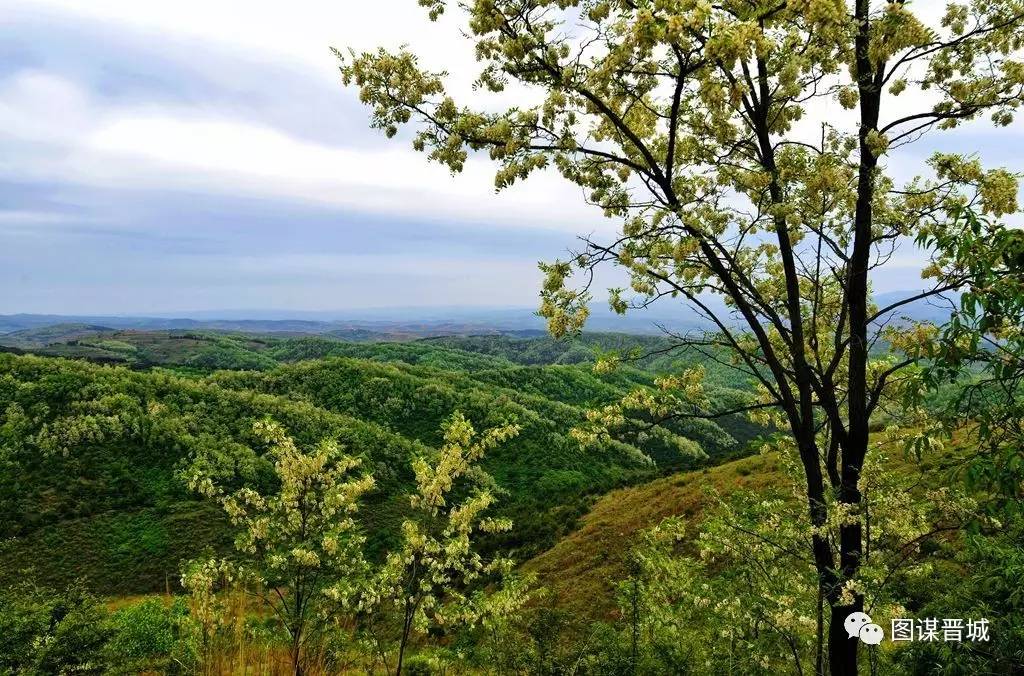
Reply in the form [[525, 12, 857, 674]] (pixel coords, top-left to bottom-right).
[[845, 611, 884, 645]]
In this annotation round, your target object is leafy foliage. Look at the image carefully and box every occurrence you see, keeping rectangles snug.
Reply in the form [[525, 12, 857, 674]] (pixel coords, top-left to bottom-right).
[[355, 412, 532, 674], [0, 582, 113, 675], [920, 208, 1024, 515], [184, 419, 375, 673], [182, 414, 531, 675]]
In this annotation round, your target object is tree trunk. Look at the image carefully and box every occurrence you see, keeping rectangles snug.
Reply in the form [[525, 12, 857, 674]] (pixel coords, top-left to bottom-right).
[[291, 634, 304, 676], [393, 635, 405, 671], [396, 604, 415, 676], [827, 601, 862, 676], [290, 608, 305, 676], [816, 585, 825, 676]]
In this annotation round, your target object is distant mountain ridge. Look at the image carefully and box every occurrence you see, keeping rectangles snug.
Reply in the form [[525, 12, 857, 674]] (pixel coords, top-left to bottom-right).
[[0, 291, 955, 340], [0, 309, 690, 338]]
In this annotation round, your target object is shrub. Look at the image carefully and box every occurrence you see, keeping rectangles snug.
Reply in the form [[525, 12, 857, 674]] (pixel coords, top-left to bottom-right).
[[0, 581, 113, 674], [104, 597, 189, 673]]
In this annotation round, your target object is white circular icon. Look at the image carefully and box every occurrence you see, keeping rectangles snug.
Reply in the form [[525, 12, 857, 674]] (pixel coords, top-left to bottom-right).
[[844, 611, 873, 639]]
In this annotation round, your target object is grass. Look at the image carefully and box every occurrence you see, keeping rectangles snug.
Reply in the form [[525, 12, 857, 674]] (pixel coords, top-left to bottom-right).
[[0, 502, 233, 595], [522, 433, 967, 622], [523, 451, 783, 620]]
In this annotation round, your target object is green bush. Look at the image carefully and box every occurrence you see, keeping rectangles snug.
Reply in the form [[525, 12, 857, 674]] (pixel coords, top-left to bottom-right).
[[0, 582, 112, 675], [104, 597, 190, 673]]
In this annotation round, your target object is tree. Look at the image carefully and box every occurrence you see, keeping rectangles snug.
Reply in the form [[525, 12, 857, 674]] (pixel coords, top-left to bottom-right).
[[184, 420, 375, 675], [340, 1, 1023, 673], [921, 208, 1024, 515], [354, 411, 530, 675], [894, 208, 1024, 673], [184, 414, 530, 675], [608, 440, 977, 674]]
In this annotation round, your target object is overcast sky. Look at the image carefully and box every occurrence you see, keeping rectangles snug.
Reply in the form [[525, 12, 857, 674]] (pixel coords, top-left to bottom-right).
[[1, 1, 1020, 316]]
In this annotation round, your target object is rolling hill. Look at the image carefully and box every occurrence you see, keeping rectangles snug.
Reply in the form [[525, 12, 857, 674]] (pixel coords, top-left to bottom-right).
[[0, 330, 764, 596], [523, 452, 784, 620]]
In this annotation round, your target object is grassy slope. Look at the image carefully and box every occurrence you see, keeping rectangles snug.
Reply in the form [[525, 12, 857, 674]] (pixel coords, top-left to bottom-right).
[[523, 436, 964, 622], [522, 452, 783, 620], [0, 503, 232, 596]]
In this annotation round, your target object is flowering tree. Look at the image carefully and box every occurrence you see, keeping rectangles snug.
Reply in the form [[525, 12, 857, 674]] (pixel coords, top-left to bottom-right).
[[354, 412, 531, 675], [185, 415, 530, 675], [185, 420, 375, 676], [339, 1, 1023, 672], [180, 558, 247, 674], [617, 439, 978, 673]]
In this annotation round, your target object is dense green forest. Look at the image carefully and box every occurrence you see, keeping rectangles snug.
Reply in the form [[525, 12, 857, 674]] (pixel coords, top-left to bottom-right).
[[0, 331, 759, 595]]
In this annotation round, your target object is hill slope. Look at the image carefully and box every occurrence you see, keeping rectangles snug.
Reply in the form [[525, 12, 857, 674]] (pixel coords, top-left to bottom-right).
[[0, 329, 767, 597], [0, 341, 754, 595], [523, 452, 783, 620]]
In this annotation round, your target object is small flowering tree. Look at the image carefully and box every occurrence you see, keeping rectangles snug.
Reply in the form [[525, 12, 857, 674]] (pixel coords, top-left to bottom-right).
[[184, 420, 375, 676], [353, 412, 531, 676], [184, 414, 531, 675], [180, 558, 246, 674]]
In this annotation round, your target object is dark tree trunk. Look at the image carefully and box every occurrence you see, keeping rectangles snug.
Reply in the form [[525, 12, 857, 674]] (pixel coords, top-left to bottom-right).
[[291, 625, 304, 676], [828, 601, 862, 676], [832, 0, 884, 668]]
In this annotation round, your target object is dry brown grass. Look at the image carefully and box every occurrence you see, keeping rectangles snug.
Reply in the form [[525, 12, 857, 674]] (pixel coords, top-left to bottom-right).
[[521, 427, 968, 622]]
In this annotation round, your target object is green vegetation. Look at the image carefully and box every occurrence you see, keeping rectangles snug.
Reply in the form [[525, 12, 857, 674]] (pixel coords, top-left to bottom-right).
[[2, 317, 1023, 676], [0, 329, 768, 674], [0, 331, 760, 596], [1, 0, 1021, 666], [0, 329, 280, 370], [2, 307, 1021, 674]]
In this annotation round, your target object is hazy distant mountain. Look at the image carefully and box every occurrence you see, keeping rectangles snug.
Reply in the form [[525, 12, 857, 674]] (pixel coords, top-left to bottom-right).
[[0, 291, 955, 343], [871, 290, 959, 325], [0, 306, 703, 339]]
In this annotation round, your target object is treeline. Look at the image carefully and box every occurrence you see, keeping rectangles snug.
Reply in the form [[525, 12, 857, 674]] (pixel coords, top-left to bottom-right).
[[4, 328, 763, 389]]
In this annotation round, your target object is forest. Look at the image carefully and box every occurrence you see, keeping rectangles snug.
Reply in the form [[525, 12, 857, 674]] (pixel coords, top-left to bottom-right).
[[1, 321, 1022, 674]]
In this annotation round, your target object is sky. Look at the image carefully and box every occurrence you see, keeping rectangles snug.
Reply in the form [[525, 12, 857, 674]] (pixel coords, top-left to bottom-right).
[[1, 0, 1021, 316]]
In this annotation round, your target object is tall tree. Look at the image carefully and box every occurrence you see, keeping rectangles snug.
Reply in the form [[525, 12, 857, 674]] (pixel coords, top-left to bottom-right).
[[358, 412, 527, 676], [339, 1, 1023, 672]]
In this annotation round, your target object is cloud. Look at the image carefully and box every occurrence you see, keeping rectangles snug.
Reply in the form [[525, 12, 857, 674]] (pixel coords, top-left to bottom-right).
[[0, 69, 605, 235], [1, 0, 1020, 314], [77, 114, 599, 229]]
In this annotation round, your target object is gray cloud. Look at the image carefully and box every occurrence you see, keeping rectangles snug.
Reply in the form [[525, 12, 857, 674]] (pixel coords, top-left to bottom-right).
[[2, 1, 1019, 316]]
